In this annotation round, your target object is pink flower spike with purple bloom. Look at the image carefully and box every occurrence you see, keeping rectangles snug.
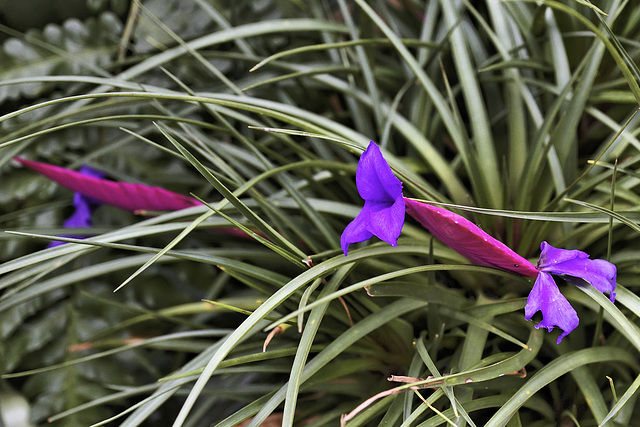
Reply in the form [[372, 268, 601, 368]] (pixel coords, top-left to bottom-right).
[[17, 157, 264, 244], [341, 142, 405, 255], [340, 141, 618, 344], [525, 241, 617, 344], [15, 157, 202, 212]]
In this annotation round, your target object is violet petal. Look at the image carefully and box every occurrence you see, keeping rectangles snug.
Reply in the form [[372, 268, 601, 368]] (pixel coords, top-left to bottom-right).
[[63, 193, 94, 229], [48, 166, 105, 248], [340, 142, 405, 255], [356, 142, 403, 202], [341, 208, 374, 255], [538, 241, 617, 302], [366, 196, 405, 248], [525, 271, 579, 344], [537, 241, 588, 268]]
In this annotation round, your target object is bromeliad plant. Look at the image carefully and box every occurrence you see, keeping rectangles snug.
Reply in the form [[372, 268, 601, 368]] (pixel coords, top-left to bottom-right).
[[342, 142, 617, 344]]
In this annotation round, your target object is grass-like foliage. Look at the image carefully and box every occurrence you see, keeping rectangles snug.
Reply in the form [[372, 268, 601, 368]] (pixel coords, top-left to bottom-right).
[[1, 0, 640, 425]]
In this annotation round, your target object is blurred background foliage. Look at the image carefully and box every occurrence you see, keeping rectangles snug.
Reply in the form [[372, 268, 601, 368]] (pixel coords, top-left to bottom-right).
[[1, 0, 640, 426]]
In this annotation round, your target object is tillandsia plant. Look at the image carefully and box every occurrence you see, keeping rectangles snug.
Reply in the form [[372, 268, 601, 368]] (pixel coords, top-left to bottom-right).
[[342, 142, 617, 344]]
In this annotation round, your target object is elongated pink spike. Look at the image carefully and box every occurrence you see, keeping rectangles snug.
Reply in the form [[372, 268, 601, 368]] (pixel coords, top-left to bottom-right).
[[15, 157, 202, 212], [404, 198, 538, 277]]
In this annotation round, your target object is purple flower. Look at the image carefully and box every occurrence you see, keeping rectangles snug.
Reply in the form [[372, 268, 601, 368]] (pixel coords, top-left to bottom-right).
[[340, 142, 405, 255], [340, 143, 618, 343], [48, 166, 104, 248], [525, 241, 617, 343]]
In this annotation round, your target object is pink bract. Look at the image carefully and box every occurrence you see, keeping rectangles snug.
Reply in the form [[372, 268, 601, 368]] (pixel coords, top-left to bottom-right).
[[15, 157, 202, 212], [404, 197, 539, 278]]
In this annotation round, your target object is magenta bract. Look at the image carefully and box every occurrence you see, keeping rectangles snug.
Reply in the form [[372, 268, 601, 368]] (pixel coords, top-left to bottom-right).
[[16, 157, 202, 212], [404, 198, 539, 278]]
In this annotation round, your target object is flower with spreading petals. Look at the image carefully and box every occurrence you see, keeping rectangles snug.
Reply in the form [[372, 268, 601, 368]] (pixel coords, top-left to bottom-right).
[[525, 241, 616, 344], [340, 142, 405, 255], [340, 143, 618, 343]]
